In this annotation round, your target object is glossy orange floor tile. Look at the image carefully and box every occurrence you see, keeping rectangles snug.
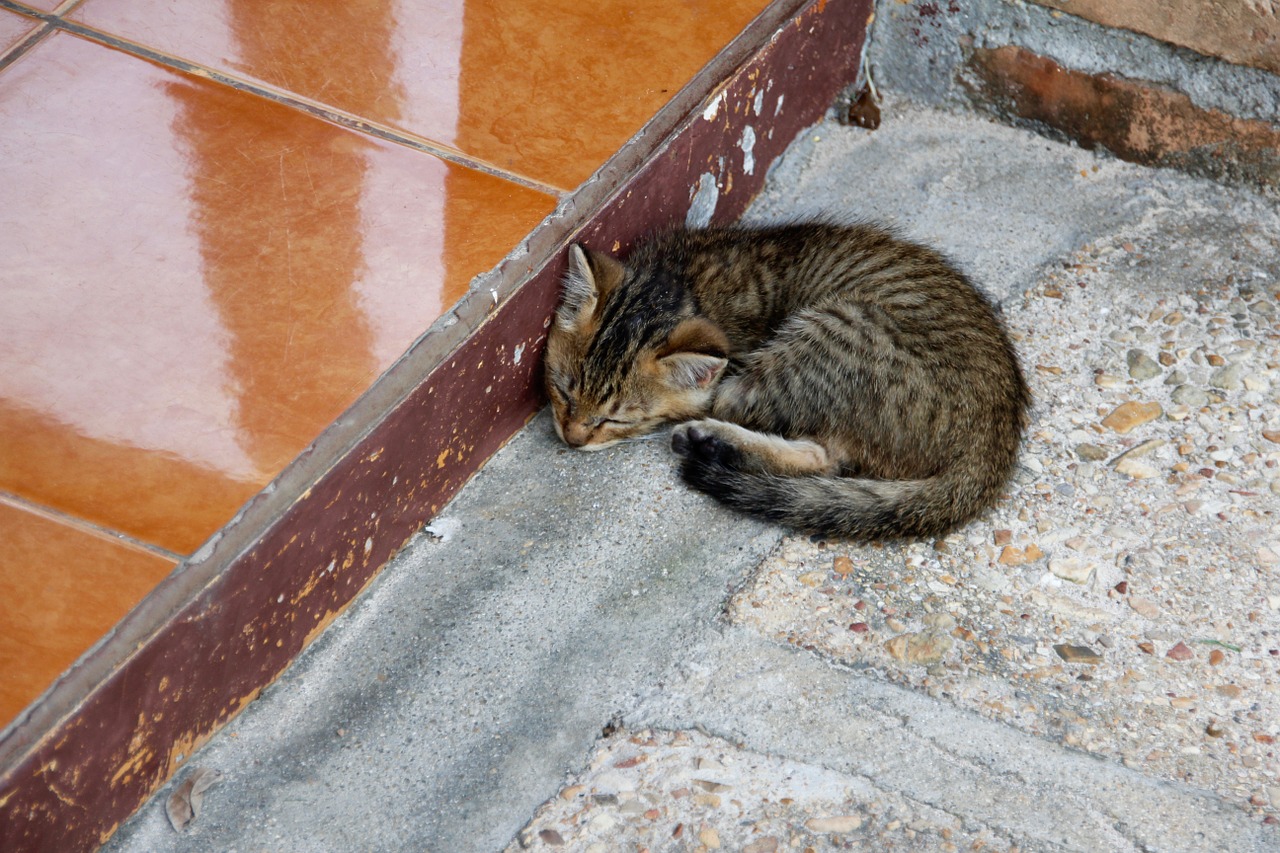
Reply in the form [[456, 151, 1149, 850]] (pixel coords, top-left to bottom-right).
[[0, 8, 40, 54], [0, 31, 557, 555], [0, 498, 176, 727], [71, 0, 772, 190]]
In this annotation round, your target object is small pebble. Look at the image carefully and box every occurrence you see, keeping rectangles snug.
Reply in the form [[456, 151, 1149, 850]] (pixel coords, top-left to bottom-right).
[[1170, 385, 1209, 407], [1209, 364, 1244, 391], [1126, 349, 1161, 380], [884, 631, 952, 665], [806, 815, 864, 833], [1115, 458, 1158, 479], [1076, 443, 1108, 461], [1102, 401, 1162, 434], [1053, 644, 1102, 664], [1049, 558, 1093, 584], [1128, 597, 1159, 618]]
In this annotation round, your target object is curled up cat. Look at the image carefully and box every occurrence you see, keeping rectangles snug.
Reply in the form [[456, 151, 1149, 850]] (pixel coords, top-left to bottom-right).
[[544, 222, 1030, 540]]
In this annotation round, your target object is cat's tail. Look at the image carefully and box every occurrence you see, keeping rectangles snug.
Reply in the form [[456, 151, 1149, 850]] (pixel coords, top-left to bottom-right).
[[675, 432, 1012, 540]]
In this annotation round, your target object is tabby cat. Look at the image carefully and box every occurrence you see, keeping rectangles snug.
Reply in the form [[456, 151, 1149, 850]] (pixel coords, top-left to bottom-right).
[[544, 222, 1029, 540]]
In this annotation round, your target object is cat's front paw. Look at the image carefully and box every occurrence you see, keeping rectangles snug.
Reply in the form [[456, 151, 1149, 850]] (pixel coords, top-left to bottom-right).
[[671, 420, 742, 468]]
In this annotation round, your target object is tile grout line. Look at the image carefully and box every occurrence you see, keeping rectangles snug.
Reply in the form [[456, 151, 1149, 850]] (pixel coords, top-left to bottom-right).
[[0, 491, 185, 563], [0, 0, 56, 71], [0, 20, 51, 71], [32, 15, 569, 198], [0, 0, 50, 19]]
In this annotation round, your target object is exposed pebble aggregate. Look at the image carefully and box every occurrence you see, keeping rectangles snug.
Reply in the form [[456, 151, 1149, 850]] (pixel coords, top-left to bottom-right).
[[734, 207, 1280, 822], [506, 729, 1017, 852]]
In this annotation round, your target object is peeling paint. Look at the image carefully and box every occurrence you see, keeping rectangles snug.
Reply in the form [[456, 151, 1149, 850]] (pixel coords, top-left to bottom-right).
[[753, 88, 765, 115], [513, 342, 525, 364], [739, 125, 757, 175], [686, 172, 720, 228], [702, 88, 727, 120]]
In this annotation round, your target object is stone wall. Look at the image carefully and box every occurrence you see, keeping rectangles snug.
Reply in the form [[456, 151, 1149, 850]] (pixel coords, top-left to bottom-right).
[[867, 0, 1280, 194], [1028, 0, 1280, 75]]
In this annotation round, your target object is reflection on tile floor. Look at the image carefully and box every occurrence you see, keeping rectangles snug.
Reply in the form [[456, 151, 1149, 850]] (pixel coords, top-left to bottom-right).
[[0, 32, 556, 555], [72, 0, 770, 189], [0, 0, 769, 727]]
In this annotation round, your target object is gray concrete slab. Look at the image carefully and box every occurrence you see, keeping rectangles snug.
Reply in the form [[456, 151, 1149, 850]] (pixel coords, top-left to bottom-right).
[[106, 99, 1278, 852], [630, 626, 1268, 852]]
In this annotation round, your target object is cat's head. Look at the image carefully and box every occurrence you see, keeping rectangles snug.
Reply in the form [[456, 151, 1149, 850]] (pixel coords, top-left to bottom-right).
[[544, 243, 728, 450]]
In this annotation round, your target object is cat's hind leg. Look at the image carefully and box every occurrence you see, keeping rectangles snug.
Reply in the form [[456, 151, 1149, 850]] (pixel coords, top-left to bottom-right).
[[671, 419, 837, 478]]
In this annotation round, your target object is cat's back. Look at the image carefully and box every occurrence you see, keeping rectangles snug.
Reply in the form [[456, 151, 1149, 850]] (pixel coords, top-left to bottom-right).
[[638, 223, 1006, 350]]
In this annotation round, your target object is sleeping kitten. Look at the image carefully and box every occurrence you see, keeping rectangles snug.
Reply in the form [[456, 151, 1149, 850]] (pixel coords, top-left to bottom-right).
[[544, 223, 1030, 540]]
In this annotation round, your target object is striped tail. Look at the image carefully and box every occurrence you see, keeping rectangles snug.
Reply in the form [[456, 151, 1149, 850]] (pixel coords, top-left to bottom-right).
[[676, 434, 1008, 540]]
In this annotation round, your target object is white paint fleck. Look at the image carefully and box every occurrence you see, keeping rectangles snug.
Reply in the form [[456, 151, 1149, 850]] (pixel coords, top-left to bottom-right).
[[739, 125, 757, 176], [513, 342, 526, 365], [702, 90, 726, 121], [686, 172, 719, 228], [364, 537, 373, 555], [424, 518, 461, 542], [753, 89, 765, 116], [326, 559, 336, 573], [774, 94, 785, 116]]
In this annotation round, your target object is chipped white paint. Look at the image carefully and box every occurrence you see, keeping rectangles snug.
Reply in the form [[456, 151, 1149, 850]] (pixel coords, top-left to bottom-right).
[[513, 342, 526, 365], [424, 518, 461, 542], [364, 537, 373, 555], [753, 89, 765, 116], [686, 172, 719, 228], [739, 125, 757, 176], [702, 89, 726, 121], [774, 94, 785, 116]]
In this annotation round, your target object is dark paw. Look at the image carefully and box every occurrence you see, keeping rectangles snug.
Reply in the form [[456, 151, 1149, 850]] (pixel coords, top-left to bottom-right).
[[672, 425, 733, 463], [670, 425, 691, 456], [678, 430, 744, 495]]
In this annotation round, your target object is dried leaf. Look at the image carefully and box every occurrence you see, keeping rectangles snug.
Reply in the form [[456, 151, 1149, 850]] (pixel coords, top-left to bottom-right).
[[166, 767, 223, 833]]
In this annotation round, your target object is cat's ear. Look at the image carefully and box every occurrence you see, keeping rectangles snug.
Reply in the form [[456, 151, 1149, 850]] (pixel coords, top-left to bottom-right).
[[656, 318, 729, 390], [556, 244, 625, 331], [658, 353, 728, 390]]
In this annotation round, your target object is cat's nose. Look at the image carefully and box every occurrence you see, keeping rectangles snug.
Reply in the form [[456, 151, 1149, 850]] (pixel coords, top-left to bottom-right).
[[562, 420, 590, 448]]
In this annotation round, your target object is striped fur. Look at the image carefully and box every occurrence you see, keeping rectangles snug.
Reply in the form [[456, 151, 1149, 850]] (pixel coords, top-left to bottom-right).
[[545, 223, 1030, 539]]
